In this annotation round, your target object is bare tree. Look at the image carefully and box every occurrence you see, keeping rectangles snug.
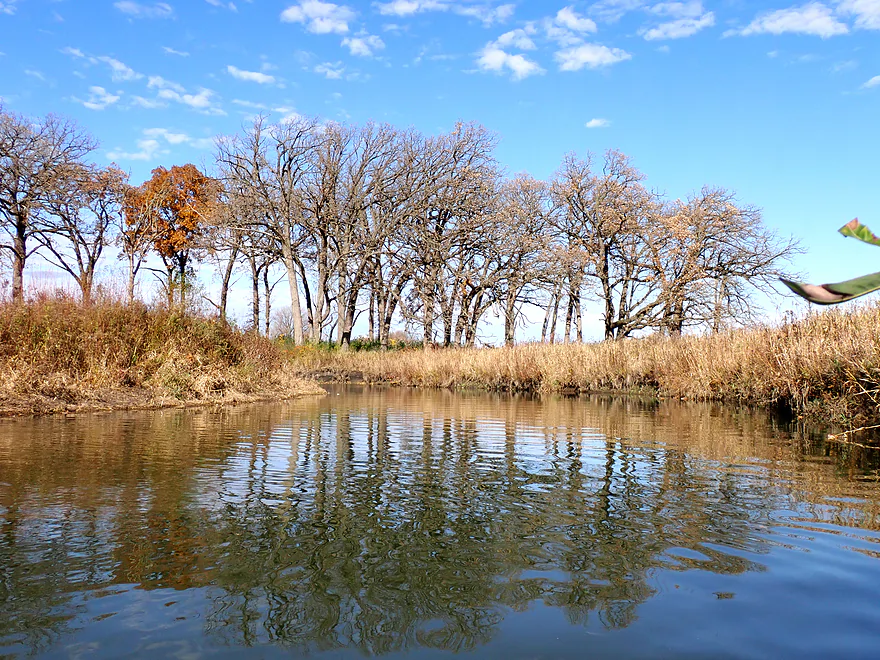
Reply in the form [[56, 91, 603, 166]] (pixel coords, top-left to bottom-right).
[[551, 150, 661, 340], [216, 115, 323, 344], [652, 187, 801, 334], [493, 174, 552, 346], [34, 164, 127, 303], [0, 107, 97, 302]]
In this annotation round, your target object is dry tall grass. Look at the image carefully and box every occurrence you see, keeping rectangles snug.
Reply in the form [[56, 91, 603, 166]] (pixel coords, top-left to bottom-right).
[[290, 305, 880, 423], [0, 293, 322, 414]]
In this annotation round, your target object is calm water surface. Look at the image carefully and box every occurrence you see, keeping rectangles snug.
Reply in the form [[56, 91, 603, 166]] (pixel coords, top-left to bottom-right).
[[1, 387, 879, 659]]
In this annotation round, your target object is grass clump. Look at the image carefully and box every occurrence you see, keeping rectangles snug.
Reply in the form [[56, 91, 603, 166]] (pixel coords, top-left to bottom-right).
[[290, 304, 880, 424], [0, 293, 322, 415]]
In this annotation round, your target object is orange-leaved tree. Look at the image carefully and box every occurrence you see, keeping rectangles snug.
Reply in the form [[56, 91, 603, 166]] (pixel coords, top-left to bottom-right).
[[126, 164, 217, 308]]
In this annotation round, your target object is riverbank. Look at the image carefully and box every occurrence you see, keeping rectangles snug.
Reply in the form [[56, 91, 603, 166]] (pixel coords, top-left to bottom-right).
[[0, 298, 323, 417], [290, 304, 880, 425]]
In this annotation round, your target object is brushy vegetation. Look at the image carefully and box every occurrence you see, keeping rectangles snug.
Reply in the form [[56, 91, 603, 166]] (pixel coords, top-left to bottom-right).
[[0, 293, 322, 415], [290, 304, 880, 425]]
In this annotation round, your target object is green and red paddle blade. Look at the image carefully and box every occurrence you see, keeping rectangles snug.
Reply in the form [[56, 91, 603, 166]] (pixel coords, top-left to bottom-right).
[[782, 219, 880, 305]]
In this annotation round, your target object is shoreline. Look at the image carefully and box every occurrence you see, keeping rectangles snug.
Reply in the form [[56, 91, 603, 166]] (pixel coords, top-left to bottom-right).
[[0, 382, 327, 418]]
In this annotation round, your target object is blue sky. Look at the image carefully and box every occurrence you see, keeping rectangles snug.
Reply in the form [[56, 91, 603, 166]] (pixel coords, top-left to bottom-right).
[[1, 0, 879, 335]]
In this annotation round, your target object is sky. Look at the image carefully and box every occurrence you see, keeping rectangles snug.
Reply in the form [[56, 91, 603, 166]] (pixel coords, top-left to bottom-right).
[[1, 0, 879, 339]]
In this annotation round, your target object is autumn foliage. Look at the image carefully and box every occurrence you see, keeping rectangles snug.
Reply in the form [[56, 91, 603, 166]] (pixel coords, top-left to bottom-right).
[[124, 163, 217, 307]]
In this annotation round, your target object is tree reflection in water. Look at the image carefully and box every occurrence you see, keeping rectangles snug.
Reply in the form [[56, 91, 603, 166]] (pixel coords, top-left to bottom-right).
[[0, 388, 878, 655]]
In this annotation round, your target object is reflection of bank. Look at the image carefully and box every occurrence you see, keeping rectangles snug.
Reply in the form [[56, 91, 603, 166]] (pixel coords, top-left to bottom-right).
[[0, 390, 878, 655]]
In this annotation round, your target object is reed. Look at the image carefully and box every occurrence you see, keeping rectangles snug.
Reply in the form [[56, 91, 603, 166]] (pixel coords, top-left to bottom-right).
[[0, 292, 322, 415], [290, 304, 880, 424]]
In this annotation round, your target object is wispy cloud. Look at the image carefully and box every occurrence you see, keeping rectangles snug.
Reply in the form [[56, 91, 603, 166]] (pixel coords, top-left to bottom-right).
[[555, 43, 631, 71], [585, 118, 610, 128], [314, 61, 346, 78], [146, 76, 224, 114], [60, 46, 85, 58], [114, 1, 174, 19], [640, 11, 714, 40], [375, 0, 514, 25], [73, 85, 121, 110], [589, 0, 646, 23], [95, 55, 143, 82], [205, 0, 237, 10], [555, 6, 597, 33], [280, 0, 355, 34], [107, 128, 215, 162], [494, 27, 537, 50], [227, 65, 276, 83], [342, 34, 385, 56], [0, 1, 17, 15], [476, 44, 544, 80], [727, 3, 848, 38], [838, 0, 880, 30], [24, 69, 47, 82], [162, 46, 190, 56]]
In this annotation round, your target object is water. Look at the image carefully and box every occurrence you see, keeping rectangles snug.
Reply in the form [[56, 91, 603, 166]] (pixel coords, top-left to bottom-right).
[[1, 387, 879, 659]]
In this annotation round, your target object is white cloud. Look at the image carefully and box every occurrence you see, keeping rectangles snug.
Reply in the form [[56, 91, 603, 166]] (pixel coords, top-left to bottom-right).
[[649, 0, 703, 18], [455, 3, 514, 25], [24, 69, 46, 81], [107, 138, 164, 161], [374, 0, 514, 25], [0, 1, 17, 15], [477, 45, 544, 80], [113, 1, 174, 19], [60, 46, 85, 58], [641, 11, 714, 39], [862, 74, 880, 87], [131, 95, 167, 108], [148, 75, 186, 93], [495, 27, 537, 50], [342, 34, 385, 56], [555, 43, 631, 70], [589, 0, 646, 23], [162, 46, 189, 56], [555, 6, 597, 32], [585, 118, 610, 128], [95, 56, 143, 82], [838, 0, 880, 30], [108, 128, 216, 162], [157, 87, 221, 112], [314, 61, 346, 78], [143, 127, 189, 144], [729, 3, 848, 38], [74, 86, 121, 110], [205, 0, 237, 10], [375, 0, 447, 16], [227, 65, 276, 83], [280, 0, 354, 34], [145, 76, 224, 114], [233, 99, 269, 109]]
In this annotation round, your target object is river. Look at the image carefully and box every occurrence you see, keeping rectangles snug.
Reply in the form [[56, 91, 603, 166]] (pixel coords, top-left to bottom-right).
[[1, 386, 879, 658]]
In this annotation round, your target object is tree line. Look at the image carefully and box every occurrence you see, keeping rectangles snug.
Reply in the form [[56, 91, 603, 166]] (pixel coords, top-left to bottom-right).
[[0, 105, 800, 347]]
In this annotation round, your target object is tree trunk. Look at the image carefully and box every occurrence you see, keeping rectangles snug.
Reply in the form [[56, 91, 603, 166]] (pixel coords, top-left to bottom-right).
[[563, 292, 573, 344], [280, 243, 304, 345], [80, 270, 94, 306], [127, 257, 137, 304], [218, 244, 239, 323], [263, 266, 271, 338], [504, 290, 517, 347], [549, 293, 559, 344], [249, 256, 260, 332], [11, 220, 26, 303]]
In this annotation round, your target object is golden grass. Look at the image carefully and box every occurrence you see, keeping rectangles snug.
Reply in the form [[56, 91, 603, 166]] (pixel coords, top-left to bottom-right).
[[0, 294, 323, 415], [289, 304, 880, 423]]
